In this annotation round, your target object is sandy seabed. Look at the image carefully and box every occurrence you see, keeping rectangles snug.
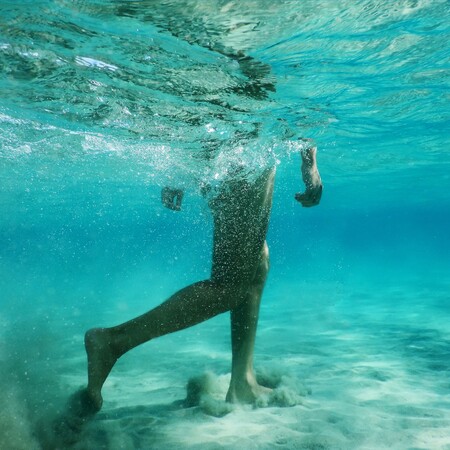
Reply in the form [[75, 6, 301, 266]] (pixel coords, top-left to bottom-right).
[[1, 279, 449, 450]]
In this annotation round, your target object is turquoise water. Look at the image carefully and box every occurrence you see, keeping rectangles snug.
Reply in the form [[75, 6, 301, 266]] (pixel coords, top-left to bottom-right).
[[1, 1, 450, 449]]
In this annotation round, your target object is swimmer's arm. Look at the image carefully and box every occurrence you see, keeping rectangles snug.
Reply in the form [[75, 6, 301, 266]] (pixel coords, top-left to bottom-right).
[[161, 187, 184, 211], [295, 145, 323, 207]]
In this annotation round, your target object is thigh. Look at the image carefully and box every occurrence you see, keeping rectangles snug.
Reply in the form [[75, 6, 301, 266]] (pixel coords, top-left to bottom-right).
[[210, 168, 275, 285]]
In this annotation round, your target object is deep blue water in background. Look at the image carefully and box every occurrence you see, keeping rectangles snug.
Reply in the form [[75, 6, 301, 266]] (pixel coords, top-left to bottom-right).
[[1, 1, 449, 449]]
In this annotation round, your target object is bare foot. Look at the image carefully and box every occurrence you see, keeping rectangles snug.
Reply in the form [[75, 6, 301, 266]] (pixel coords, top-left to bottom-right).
[[52, 388, 101, 445], [226, 378, 272, 404], [84, 327, 119, 410]]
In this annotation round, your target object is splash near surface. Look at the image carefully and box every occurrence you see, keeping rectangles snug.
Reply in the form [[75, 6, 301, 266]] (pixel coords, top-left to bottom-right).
[[1, 0, 450, 449], [1, 0, 448, 189]]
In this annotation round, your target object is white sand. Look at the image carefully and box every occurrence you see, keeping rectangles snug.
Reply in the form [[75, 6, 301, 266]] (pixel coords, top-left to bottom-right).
[[1, 278, 450, 449]]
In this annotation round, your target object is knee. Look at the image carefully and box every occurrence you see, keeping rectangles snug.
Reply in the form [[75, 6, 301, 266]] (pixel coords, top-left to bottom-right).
[[262, 241, 269, 268], [255, 242, 270, 283]]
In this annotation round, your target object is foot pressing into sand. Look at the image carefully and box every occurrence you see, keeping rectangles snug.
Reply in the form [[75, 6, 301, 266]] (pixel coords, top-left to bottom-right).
[[85, 327, 120, 411], [226, 373, 272, 404]]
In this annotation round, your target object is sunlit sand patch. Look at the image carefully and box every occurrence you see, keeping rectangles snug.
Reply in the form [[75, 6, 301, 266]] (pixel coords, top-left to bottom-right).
[[2, 280, 450, 449]]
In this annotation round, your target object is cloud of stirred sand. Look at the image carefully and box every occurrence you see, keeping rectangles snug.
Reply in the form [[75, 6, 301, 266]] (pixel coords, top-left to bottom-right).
[[0, 314, 70, 449]]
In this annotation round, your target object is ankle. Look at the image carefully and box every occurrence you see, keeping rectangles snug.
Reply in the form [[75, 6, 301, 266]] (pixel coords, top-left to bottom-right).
[[230, 369, 257, 388]]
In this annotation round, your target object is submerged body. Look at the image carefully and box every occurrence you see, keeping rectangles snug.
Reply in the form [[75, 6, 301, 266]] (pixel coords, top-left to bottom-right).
[[47, 3, 322, 436], [83, 145, 321, 413]]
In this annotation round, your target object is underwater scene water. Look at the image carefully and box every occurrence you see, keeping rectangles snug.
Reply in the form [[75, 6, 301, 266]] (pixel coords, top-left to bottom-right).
[[1, 0, 449, 448]]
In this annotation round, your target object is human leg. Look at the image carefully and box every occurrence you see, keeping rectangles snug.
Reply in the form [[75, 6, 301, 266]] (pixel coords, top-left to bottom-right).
[[85, 279, 254, 409], [226, 241, 271, 403], [85, 168, 276, 409], [209, 169, 275, 403]]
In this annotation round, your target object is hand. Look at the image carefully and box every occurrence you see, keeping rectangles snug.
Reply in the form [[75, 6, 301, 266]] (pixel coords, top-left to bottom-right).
[[295, 182, 323, 207], [295, 144, 323, 207], [161, 187, 184, 211]]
